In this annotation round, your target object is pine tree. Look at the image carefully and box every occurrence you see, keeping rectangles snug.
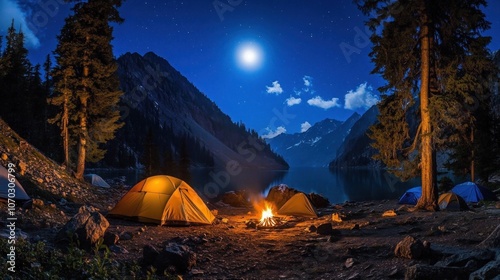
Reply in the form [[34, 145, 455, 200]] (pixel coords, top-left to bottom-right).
[[358, 0, 494, 210], [52, 0, 124, 179]]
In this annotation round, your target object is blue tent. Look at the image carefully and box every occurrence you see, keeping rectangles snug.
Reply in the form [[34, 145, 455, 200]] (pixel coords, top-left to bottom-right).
[[451, 182, 498, 203], [398, 186, 422, 205]]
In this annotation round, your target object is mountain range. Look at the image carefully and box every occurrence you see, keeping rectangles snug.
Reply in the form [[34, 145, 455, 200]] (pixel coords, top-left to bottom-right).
[[103, 52, 288, 171], [266, 113, 362, 167]]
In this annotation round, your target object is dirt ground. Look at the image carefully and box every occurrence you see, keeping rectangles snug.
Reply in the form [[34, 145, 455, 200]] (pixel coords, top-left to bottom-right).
[[104, 199, 500, 280]]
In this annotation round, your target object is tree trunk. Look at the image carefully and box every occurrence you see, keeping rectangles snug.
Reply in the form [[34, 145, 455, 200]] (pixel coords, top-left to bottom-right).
[[416, 7, 438, 211], [75, 95, 87, 179], [62, 90, 69, 171]]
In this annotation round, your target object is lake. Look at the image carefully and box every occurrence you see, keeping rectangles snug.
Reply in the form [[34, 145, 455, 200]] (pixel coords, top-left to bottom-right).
[[95, 167, 457, 204]]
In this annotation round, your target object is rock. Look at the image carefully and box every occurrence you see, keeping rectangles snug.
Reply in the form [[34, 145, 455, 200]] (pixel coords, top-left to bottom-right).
[[211, 209, 218, 216], [350, 224, 360, 230], [1, 153, 7, 161], [394, 236, 427, 259], [153, 243, 196, 273], [265, 184, 299, 209], [405, 264, 471, 280], [316, 223, 334, 235], [434, 249, 495, 269], [109, 245, 128, 254], [103, 232, 119, 246], [308, 193, 330, 208], [221, 218, 229, 224], [245, 220, 257, 229], [345, 257, 356, 268], [59, 198, 67, 206], [469, 259, 500, 280], [305, 225, 317, 233], [477, 224, 500, 249], [332, 213, 343, 222], [220, 190, 250, 207], [382, 210, 397, 217], [18, 161, 27, 175], [56, 206, 109, 250], [32, 198, 44, 208], [143, 245, 160, 266], [119, 231, 133, 241]]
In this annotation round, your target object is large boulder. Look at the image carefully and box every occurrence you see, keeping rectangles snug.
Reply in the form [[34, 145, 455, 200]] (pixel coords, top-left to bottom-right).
[[394, 235, 429, 259], [145, 243, 197, 274], [266, 184, 299, 209], [308, 193, 330, 208], [220, 190, 251, 207], [56, 205, 109, 250]]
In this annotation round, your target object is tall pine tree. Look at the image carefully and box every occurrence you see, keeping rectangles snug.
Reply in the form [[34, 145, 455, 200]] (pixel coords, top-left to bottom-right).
[[358, 0, 494, 210], [52, 0, 124, 179]]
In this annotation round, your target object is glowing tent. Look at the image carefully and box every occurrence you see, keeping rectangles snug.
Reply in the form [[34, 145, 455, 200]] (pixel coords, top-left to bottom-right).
[[277, 192, 318, 218], [108, 175, 215, 225], [438, 192, 468, 211], [0, 164, 30, 202], [451, 181, 498, 203]]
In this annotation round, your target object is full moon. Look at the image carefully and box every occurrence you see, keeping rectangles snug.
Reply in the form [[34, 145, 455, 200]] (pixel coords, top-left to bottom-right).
[[236, 42, 263, 71]]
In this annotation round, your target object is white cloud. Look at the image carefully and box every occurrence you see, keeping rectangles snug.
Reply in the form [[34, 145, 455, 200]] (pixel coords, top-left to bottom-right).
[[285, 96, 301, 106], [266, 81, 283, 94], [261, 126, 286, 139], [307, 96, 341, 109], [301, 121, 311, 133], [303, 75, 312, 87], [0, 0, 40, 48], [344, 82, 379, 110]]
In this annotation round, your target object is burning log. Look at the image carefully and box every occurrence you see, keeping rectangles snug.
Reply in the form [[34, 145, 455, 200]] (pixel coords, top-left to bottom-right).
[[259, 217, 277, 227]]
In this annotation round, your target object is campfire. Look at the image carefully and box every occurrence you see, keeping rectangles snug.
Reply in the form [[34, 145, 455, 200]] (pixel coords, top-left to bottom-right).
[[259, 204, 277, 227]]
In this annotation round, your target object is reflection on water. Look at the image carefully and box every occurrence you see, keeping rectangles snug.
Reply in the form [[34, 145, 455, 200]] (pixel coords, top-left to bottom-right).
[[97, 167, 460, 204]]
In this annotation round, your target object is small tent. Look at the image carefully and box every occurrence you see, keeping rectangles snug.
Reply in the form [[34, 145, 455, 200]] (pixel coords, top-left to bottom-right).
[[438, 192, 468, 211], [451, 181, 498, 203], [84, 174, 111, 188], [0, 164, 30, 202], [398, 186, 422, 205], [108, 175, 214, 225], [278, 192, 318, 217]]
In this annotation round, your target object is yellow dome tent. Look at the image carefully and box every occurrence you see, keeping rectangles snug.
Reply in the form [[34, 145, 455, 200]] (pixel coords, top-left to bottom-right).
[[278, 192, 318, 218], [108, 175, 215, 225]]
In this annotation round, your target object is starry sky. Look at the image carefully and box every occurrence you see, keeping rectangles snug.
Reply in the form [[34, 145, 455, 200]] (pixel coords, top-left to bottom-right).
[[2, 0, 500, 137]]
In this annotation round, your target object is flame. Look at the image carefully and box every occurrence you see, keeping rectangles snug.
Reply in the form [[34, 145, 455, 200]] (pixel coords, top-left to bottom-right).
[[260, 205, 274, 223]]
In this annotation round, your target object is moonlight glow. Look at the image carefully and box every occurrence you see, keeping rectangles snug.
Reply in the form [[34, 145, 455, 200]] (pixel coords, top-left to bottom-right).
[[236, 42, 263, 71]]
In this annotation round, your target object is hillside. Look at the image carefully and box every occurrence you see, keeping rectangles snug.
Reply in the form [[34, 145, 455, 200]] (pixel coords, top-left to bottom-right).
[[104, 52, 288, 171], [267, 113, 360, 167]]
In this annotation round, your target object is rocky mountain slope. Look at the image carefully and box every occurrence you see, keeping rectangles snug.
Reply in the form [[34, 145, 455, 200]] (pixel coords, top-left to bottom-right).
[[267, 113, 360, 167], [105, 52, 287, 170]]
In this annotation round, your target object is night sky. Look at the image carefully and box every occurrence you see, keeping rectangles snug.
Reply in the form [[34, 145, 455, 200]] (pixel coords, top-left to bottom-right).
[[2, 0, 500, 136]]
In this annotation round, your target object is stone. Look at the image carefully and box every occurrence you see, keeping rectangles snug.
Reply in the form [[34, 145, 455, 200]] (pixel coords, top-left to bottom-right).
[[221, 218, 229, 224], [109, 245, 128, 254], [308, 193, 330, 208], [32, 198, 44, 208], [1, 153, 7, 161], [316, 223, 334, 235], [59, 198, 67, 206], [382, 210, 397, 217], [143, 245, 160, 266], [153, 243, 197, 273], [305, 225, 317, 233], [220, 190, 250, 207], [56, 206, 109, 250], [345, 257, 356, 268], [394, 235, 427, 259], [265, 184, 300, 209], [245, 220, 257, 229], [120, 231, 133, 241], [103, 231, 119, 246], [18, 161, 27, 175]]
